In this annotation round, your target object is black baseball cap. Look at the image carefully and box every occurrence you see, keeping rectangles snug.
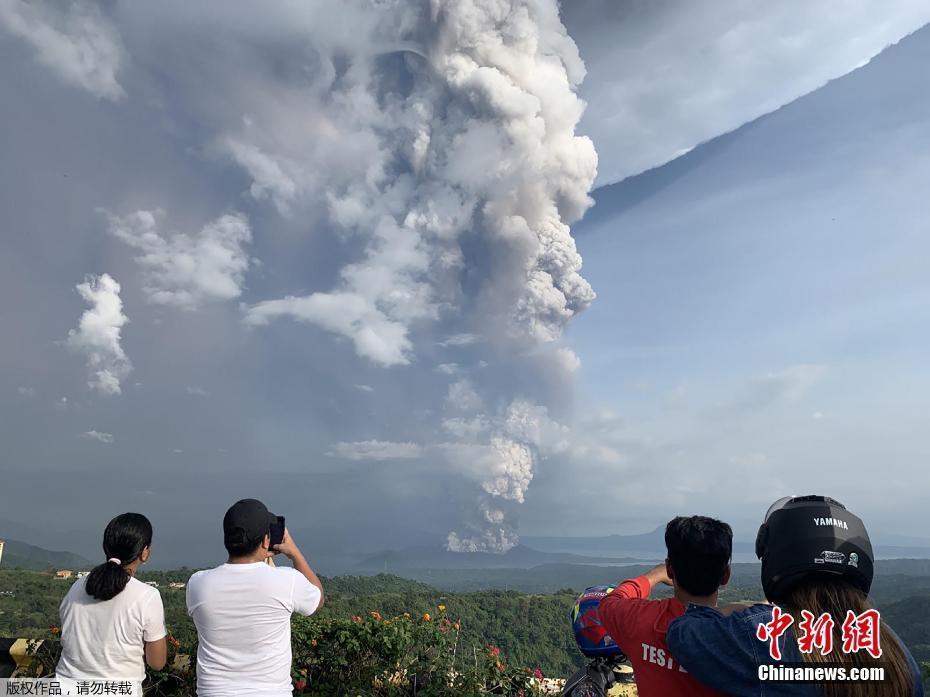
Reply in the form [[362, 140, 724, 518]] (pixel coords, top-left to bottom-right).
[[223, 498, 277, 545]]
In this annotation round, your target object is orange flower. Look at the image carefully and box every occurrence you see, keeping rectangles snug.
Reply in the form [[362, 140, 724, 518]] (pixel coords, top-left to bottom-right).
[[49, 626, 60, 635], [351, 615, 362, 623], [370, 611, 382, 622], [452, 622, 460, 631], [422, 613, 431, 622]]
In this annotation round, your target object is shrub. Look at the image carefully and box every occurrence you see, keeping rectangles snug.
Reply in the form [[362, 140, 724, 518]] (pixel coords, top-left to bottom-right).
[[290, 607, 542, 696], [145, 608, 543, 696]]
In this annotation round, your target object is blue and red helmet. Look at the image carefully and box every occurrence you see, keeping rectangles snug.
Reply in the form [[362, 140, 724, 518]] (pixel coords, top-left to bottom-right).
[[570, 586, 625, 658]]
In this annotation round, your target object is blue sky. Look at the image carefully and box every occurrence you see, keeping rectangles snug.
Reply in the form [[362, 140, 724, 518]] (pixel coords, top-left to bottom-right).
[[529, 25, 930, 538], [1, 0, 928, 566]]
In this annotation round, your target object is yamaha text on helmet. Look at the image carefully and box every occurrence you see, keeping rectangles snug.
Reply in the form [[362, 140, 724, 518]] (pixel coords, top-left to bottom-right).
[[755, 495, 873, 603]]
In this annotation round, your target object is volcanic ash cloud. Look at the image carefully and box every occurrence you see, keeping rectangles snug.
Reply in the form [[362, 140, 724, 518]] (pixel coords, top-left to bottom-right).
[[228, 0, 597, 551]]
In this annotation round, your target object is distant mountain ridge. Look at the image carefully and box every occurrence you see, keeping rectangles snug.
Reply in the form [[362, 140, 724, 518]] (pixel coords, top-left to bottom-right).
[[524, 528, 930, 560], [0, 538, 95, 571], [524, 527, 667, 555], [356, 543, 650, 571]]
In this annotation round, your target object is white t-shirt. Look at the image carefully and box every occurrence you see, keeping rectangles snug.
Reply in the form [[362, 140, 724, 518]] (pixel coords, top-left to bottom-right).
[[186, 562, 322, 697], [56, 576, 167, 681]]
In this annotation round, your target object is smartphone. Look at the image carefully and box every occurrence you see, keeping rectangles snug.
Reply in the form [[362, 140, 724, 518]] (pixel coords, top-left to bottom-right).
[[269, 515, 285, 552]]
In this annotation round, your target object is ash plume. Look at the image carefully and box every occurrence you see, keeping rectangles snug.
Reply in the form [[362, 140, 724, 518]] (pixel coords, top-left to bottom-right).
[[234, 0, 597, 551], [91, 0, 598, 551]]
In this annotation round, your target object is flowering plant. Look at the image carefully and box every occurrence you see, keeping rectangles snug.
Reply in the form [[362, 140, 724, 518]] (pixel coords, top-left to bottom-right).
[[290, 608, 541, 696]]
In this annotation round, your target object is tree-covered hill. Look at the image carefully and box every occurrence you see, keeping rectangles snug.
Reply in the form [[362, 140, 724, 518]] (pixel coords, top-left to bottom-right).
[[2, 567, 928, 687], [879, 594, 930, 664], [0, 569, 584, 677], [0, 539, 94, 571]]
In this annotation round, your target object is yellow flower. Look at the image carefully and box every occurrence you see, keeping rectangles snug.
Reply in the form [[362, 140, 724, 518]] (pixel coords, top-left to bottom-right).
[[437, 604, 446, 612]]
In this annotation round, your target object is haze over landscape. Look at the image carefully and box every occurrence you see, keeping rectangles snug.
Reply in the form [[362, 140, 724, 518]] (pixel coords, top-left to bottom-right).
[[2, 0, 929, 573]]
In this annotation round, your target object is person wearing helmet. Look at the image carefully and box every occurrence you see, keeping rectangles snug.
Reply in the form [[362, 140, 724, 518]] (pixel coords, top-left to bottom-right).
[[666, 495, 924, 697], [597, 515, 733, 697]]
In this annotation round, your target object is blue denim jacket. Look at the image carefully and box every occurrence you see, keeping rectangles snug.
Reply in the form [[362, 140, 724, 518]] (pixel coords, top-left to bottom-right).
[[666, 603, 925, 697]]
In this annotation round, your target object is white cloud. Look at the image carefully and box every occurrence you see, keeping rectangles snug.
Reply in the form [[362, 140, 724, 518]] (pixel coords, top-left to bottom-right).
[[66, 273, 132, 396], [244, 290, 414, 367], [439, 334, 480, 348], [16, 386, 36, 398], [554, 346, 581, 374], [185, 385, 209, 397], [105, 209, 252, 310], [441, 416, 492, 440], [354, 384, 375, 392], [327, 440, 424, 461], [445, 379, 483, 413], [566, 0, 930, 184], [225, 140, 298, 216], [435, 363, 460, 375], [0, 0, 125, 100], [80, 430, 114, 443]]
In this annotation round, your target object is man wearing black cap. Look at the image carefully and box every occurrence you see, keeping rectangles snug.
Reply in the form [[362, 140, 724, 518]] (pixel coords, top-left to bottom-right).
[[186, 499, 325, 696]]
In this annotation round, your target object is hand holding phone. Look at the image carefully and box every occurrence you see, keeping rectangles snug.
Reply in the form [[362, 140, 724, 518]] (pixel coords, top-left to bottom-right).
[[274, 528, 302, 561], [269, 515, 285, 553]]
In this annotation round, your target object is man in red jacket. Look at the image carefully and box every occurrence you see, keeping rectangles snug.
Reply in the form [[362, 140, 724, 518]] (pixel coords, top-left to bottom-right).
[[598, 516, 732, 697]]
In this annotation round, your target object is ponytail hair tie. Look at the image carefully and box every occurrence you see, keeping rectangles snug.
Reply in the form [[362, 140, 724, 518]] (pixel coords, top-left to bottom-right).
[[108, 558, 122, 566]]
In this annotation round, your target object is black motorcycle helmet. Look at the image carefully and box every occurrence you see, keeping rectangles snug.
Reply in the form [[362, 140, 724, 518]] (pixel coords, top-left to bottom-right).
[[755, 495, 874, 603]]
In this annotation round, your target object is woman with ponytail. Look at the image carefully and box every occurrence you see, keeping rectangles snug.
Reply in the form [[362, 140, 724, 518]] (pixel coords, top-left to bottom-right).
[[56, 513, 167, 684]]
